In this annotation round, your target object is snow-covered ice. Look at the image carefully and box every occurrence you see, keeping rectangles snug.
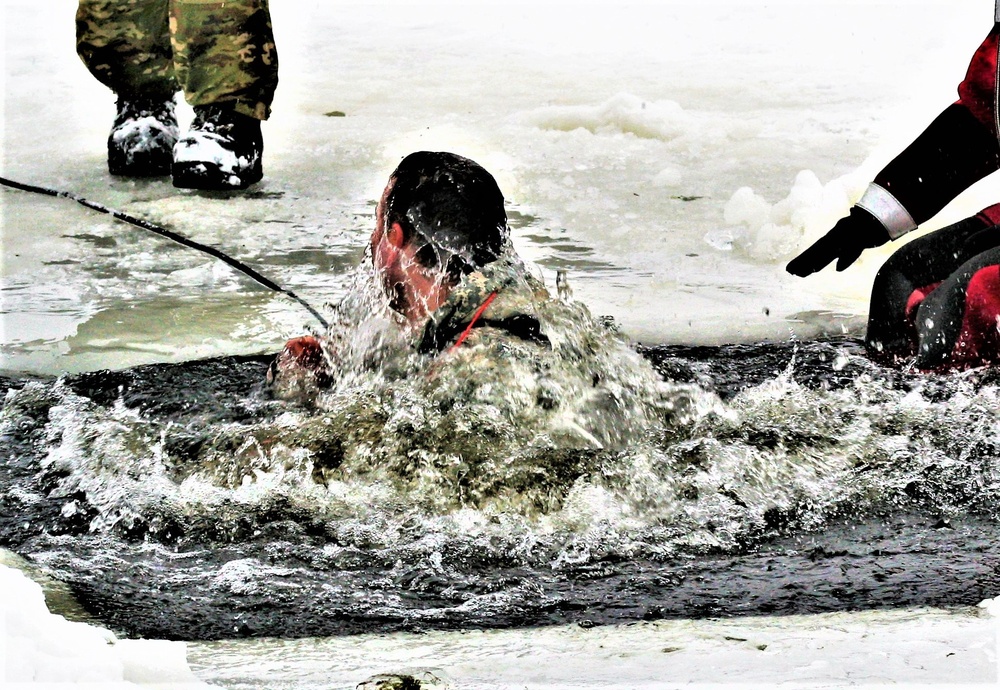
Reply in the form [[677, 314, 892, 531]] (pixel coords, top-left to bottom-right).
[[1, 560, 216, 688], [6, 0, 1000, 373], [187, 603, 999, 688]]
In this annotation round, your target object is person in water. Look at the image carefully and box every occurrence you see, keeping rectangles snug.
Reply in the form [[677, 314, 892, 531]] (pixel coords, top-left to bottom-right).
[[787, 8, 1000, 370], [266, 151, 669, 457], [268, 150, 547, 396]]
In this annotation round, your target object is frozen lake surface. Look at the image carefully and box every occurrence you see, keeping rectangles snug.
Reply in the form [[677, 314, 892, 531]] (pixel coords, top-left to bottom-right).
[[6, 0, 1000, 375]]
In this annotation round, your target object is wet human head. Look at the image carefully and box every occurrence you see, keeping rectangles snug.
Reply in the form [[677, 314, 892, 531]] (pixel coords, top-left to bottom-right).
[[372, 151, 510, 323]]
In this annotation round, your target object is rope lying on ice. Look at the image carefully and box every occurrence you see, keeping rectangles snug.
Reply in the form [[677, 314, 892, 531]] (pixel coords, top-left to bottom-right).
[[0, 175, 330, 330]]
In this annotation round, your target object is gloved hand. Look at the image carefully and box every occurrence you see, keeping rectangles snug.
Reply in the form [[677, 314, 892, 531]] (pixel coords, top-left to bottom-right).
[[785, 207, 891, 276]]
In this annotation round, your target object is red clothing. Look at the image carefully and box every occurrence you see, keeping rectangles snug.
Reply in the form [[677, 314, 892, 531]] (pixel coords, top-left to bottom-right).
[[957, 24, 1000, 137]]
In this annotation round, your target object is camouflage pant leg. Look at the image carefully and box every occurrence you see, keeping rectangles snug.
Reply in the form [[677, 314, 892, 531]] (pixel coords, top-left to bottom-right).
[[169, 0, 278, 120], [76, 0, 178, 99], [77, 0, 278, 118]]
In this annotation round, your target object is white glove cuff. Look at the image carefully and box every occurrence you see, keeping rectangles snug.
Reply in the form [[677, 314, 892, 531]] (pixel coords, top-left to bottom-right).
[[854, 183, 917, 240]]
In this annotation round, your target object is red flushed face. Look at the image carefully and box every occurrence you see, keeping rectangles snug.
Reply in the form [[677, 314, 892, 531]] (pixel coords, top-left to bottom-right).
[[372, 176, 455, 327]]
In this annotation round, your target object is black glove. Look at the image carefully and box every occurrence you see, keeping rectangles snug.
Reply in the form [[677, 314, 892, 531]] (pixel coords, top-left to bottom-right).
[[785, 207, 891, 277]]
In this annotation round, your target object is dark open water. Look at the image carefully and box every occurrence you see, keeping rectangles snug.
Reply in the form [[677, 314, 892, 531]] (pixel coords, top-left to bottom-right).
[[2, 338, 999, 641]]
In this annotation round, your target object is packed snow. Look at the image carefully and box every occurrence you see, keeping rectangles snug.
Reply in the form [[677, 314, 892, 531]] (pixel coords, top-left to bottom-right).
[[1, 560, 215, 688]]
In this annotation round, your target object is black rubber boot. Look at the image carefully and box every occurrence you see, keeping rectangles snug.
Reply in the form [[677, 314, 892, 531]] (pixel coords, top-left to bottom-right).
[[107, 95, 178, 177], [172, 105, 263, 191]]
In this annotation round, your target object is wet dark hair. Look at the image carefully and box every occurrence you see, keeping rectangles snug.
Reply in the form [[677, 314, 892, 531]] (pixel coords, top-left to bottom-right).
[[384, 151, 509, 276]]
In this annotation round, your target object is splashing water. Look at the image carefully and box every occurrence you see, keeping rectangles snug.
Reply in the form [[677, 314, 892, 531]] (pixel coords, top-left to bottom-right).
[[207, 253, 710, 516], [3, 275, 1000, 639]]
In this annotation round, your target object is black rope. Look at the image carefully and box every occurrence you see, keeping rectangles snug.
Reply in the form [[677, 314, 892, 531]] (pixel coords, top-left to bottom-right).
[[0, 175, 330, 330]]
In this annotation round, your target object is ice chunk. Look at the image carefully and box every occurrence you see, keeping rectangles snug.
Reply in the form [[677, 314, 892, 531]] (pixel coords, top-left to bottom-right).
[[524, 92, 699, 142], [652, 165, 684, 187], [722, 170, 864, 263], [978, 595, 1000, 618], [1, 564, 216, 687]]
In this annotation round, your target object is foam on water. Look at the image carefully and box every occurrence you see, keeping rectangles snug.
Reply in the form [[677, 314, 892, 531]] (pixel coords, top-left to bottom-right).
[[5, 333, 1000, 567], [3, 338, 1000, 641]]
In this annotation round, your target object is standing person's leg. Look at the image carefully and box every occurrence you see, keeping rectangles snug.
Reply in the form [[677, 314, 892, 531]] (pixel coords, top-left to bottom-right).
[[168, 0, 279, 190], [76, 0, 180, 176], [866, 205, 1000, 364]]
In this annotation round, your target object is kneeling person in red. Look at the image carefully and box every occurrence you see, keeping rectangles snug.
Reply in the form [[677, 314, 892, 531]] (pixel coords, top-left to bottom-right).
[[787, 8, 1000, 370], [867, 205, 1000, 369]]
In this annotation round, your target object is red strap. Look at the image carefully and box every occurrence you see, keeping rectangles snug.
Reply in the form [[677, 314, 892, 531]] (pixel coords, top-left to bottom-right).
[[449, 291, 498, 352]]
